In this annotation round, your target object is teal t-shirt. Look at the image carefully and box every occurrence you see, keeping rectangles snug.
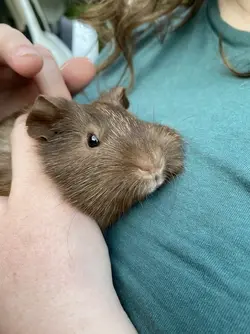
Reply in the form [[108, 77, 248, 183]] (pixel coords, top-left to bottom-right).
[[77, 1, 250, 332]]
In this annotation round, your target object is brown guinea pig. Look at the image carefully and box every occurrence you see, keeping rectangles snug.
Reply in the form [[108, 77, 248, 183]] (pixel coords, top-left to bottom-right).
[[0, 87, 184, 229]]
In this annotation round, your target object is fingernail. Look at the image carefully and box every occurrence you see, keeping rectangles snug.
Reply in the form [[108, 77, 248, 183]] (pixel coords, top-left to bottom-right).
[[15, 45, 41, 57], [60, 57, 94, 71], [60, 62, 69, 71]]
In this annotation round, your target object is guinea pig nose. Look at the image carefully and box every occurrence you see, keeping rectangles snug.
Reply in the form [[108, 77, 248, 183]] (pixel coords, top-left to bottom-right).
[[139, 163, 154, 173]]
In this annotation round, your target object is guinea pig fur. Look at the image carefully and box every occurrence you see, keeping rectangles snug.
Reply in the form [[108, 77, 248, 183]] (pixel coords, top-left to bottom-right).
[[0, 87, 184, 229]]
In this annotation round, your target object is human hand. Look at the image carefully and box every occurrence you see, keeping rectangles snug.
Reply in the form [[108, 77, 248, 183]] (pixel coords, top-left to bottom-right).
[[0, 115, 136, 334], [0, 25, 136, 334], [0, 24, 96, 119]]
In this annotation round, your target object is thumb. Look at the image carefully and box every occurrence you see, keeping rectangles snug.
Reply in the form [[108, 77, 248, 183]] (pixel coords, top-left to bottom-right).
[[0, 196, 8, 217], [0, 116, 29, 218], [9, 114, 55, 200]]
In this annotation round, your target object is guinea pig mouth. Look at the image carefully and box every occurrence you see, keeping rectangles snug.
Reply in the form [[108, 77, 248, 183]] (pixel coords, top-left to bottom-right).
[[137, 168, 165, 195], [147, 176, 165, 194]]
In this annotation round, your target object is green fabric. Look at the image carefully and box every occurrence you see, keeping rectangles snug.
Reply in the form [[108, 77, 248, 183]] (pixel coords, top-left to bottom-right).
[[77, 1, 250, 332]]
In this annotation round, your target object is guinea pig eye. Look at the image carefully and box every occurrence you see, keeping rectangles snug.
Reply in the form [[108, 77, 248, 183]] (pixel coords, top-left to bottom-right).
[[87, 133, 100, 148]]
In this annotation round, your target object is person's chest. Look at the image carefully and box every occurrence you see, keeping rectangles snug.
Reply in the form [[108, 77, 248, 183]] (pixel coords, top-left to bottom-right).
[[79, 12, 250, 332], [109, 20, 250, 334]]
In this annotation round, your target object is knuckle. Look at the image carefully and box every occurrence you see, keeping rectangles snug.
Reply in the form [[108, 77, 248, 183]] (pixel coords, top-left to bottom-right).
[[0, 23, 14, 33], [0, 24, 13, 43], [0, 24, 29, 48], [0, 23, 12, 32]]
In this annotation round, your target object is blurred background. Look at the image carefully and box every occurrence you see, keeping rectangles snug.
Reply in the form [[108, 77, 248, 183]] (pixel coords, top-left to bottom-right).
[[1, 0, 100, 66]]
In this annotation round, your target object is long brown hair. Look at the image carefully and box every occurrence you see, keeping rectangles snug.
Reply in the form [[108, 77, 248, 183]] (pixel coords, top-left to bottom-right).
[[81, 0, 250, 88]]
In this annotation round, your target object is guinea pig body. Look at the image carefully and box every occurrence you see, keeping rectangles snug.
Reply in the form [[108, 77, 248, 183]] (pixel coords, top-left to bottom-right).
[[0, 87, 184, 229]]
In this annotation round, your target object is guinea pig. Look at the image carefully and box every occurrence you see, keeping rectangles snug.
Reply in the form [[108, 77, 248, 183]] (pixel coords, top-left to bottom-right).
[[0, 87, 184, 229]]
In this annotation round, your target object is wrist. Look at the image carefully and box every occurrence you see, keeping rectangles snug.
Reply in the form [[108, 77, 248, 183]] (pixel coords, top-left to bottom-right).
[[0, 209, 136, 334]]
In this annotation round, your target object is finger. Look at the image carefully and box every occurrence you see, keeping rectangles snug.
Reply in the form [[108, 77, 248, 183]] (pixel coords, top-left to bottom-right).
[[34, 45, 71, 99], [0, 24, 43, 78], [9, 114, 53, 196], [10, 45, 73, 195], [0, 196, 8, 217], [9, 115, 63, 211], [10, 114, 40, 180], [61, 58, 96, 95]]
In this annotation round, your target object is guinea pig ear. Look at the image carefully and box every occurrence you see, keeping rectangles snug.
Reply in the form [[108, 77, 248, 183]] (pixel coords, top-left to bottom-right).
[[98, 87, 130, 109], [26, 95, 68, 141]]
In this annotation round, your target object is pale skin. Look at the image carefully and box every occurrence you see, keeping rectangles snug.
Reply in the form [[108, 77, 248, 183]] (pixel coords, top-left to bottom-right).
[[0, 24, 136, 333], [0, 1, 248, 332], [219, 0, 250, 31]]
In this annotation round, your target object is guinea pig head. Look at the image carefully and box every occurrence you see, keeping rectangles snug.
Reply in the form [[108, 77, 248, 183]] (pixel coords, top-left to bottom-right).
[[26, 87, 184, 229]]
